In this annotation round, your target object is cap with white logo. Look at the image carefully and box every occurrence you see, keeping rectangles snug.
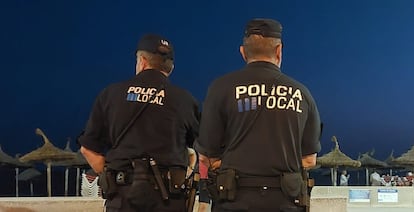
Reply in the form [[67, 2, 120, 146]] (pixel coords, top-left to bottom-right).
[[136, 34, 174, 60]]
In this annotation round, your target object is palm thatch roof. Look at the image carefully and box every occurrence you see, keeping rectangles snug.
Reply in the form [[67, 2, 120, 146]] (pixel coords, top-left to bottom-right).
[[385, 150, 397, 165], [0, 145, 31, 168], [19, 128, 76, 163], [393, 145, 414, 166], [383, 150, 405, 169], [18, 128, 77, 197], [317, 136, 361, 168], [358, 151, 388, 168], [18, 168, 42, 181], [52, 138, 89, 167], [0, 144, 19, 166]]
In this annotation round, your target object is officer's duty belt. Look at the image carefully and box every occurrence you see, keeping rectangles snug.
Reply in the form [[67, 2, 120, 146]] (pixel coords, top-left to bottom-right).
[[238, 176, 281, 188], [113, 170, 134, 185]]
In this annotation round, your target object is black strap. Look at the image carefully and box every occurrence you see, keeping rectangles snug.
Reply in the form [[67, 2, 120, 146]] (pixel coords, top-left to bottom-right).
[[112, 84, 165, 149]]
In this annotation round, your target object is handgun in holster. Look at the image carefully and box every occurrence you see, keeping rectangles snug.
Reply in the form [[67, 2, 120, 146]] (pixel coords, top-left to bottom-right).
[[98, 167, 118, 199]]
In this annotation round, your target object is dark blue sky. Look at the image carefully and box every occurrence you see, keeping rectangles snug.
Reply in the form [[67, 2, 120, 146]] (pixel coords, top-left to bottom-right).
[[1, 0, 414, 161]]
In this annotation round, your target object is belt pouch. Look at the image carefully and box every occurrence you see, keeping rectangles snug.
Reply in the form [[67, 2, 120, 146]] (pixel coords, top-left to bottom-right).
[[98, 170, 118, 200], [216, 169, 237, 201], [168, 167, 186, 195]]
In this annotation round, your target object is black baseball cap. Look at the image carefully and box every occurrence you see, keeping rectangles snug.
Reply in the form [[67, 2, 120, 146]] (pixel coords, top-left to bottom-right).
[[244, 18, 283, 39], [136, 34, 174, 60]]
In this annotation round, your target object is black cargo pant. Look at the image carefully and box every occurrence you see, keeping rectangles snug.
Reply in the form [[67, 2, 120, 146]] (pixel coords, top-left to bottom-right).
[[105, 185, 186, 212], [212, 187, 304, 212]]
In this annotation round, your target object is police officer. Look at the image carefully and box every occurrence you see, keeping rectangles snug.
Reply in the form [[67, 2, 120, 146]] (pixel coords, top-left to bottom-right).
[[194, 18, 321, 212], [79, 34, 200, 212]]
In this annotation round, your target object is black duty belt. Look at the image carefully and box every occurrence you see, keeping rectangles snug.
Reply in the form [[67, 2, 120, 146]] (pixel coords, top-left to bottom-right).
[[111, 166, 186, 186], [238, 176, 281, 188], [113, 170, 134, 185]]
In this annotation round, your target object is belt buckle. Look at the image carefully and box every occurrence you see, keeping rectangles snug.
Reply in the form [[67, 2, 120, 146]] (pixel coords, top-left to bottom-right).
[[116, 171, 126, 184]]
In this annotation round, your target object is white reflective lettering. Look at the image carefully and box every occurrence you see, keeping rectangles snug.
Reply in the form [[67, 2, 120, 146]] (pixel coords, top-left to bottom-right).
[[127, 87, 135, 93], [277, 97, 287, 109], [285, 98, 296, 110], [296, 100, 302, 113], [234, 84, 303, 113], [266, 96, 276, 109], [276, 86, 288, 96], [236, 86, 247, 99], [248, 85, 260, 96], [292, 89, 303, 100]]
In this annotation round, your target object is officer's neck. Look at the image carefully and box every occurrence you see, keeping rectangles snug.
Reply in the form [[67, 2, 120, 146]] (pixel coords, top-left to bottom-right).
[[136, 68, 169, 77], [247, 58, 281, 68]]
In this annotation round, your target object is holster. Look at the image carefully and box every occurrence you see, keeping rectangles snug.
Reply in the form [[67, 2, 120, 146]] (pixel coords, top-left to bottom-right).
[[167, 167, 187, 195], [298, 170, 313, 211], [280, 170, 311, 210], [216, 169, 238, 201], [126, 157, 188, 209], [280, 172, 303, 199], [98, 168, 118, 200]]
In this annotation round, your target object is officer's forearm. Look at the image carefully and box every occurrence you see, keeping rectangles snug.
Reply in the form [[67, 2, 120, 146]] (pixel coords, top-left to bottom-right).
[[199, 153, 221, 170], [302, 153, 317, 169], [80, 146, 105, 174], [187, 147, 197, 170]]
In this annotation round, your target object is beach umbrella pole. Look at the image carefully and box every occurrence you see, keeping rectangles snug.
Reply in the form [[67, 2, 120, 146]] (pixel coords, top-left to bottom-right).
[[15, 167, 19, 197], [47, 161, 52, 197], [76, 167, 80, 196], [65, 167, 69, 196], [357, 171, 360, 185], [30, 181, 34, 196], [365, 168, 369, 186]]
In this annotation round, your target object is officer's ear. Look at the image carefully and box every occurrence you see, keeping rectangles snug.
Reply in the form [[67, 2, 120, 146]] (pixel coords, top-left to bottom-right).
[[275, 42, 283, 67], [136, 53, 147, 74], [163, 64, 174, 77], [239, 46, 247, 62]]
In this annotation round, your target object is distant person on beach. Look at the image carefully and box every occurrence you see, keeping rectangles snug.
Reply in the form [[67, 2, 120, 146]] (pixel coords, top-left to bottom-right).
[[405, 171, 414, 186], [339, 170, 350, 186], [78, 34, 199, 212], [370, 170, 382, 186], [194, 18, 322, 212]]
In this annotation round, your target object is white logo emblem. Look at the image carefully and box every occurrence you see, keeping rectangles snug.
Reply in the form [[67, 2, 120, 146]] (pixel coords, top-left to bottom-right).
[[160, 39, 169, 46]]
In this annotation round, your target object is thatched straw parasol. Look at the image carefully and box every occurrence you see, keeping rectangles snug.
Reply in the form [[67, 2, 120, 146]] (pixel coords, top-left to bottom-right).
[[53, 138, 89, 196], [317, 136, 361, 186], [0, 145, 30, 168], [19, 128, 76, 197], [358, 150, 388, 185], [0, 145, 18, 166], [393, 145, 414, 166], [383, 150, 406, 175], [0, 145, 32, 197], [18, 168, 42, 196]]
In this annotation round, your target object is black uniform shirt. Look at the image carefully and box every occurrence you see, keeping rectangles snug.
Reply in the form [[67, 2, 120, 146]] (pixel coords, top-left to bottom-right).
[[194, 61, 321, 176], [79, 70, 200, 169]]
